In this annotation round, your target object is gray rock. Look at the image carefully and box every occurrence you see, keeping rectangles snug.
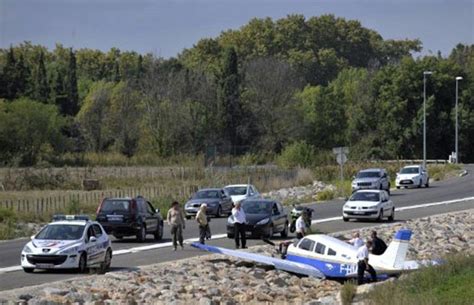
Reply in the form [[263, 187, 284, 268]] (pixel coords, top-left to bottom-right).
[[42, 287, 69, 296]]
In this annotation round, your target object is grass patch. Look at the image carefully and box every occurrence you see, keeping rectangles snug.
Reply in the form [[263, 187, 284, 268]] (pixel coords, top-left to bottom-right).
[[340, 280, 357, 305], [428, 164, 462, 181], [365, 254, 474, 305], [316, 189, 336, 201]]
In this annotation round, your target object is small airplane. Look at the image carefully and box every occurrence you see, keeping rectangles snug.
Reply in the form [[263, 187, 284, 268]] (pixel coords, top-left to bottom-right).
[[191, 229, 438, 279]]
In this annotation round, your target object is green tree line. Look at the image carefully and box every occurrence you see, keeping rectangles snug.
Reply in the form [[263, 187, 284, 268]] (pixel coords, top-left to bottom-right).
[[0, 14, 473, 166]]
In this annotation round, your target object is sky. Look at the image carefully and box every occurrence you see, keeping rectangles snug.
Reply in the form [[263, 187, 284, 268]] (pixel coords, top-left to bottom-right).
[[0, 0, 472, 58]]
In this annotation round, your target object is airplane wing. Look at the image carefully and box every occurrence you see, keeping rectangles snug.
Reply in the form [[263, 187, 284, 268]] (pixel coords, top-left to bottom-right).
[[191, 242, 325, 278]]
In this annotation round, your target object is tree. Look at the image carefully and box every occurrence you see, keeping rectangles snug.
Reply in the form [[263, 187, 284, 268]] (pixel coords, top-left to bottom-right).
[[218, 47, 243, 149], [32, 50, 49, 102], [0, 98, 64, 165], [63, 48, 79, 116], [1, 47, 18, 99]]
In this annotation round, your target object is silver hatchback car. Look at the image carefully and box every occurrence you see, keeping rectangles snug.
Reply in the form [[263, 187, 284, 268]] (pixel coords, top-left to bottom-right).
[[351, 168, 391, 194]]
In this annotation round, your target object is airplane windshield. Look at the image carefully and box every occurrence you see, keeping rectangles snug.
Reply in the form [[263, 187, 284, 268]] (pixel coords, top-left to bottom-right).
[[350, 192, 380, 202]]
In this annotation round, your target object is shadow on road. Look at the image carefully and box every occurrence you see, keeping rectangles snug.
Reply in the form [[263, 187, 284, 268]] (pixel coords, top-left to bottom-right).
[[112, 238, 172, 244]]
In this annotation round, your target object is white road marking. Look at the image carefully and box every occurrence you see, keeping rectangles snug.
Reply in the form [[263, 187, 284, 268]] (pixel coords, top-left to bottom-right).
[[1, 196, 473, 275]]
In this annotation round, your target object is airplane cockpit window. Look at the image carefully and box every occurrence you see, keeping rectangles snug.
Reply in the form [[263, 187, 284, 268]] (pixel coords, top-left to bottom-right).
[[315, 242, 326, 255], [298, 238, 315, 251], [328, 248, 336, 256]]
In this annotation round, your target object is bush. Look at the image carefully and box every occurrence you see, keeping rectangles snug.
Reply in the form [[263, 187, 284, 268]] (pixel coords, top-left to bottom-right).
[[0, 207, 17, 222], [316, 189, 336, 201], [340, 280, 357, 305], [277, 141, 315, 169]]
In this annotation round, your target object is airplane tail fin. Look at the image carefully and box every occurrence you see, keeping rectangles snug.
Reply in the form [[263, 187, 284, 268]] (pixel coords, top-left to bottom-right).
[[378, 229, 412, 269]]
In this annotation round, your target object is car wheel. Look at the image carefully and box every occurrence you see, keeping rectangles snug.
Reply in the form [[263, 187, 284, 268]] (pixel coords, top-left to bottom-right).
[[281, 222, 289, 237], [343, 217, 349, 222], [78, 253, 87, 273], [185, 215, 191, 220], [23, 268, 34, 273], [388, 208, 395, 221], [417, 180, 422, 188], [396, 186, 400, 189], [154, 223, 163, 241], [377, 209, 384, 222], [425, 179, 429, 188], [216, 206, 223, 218], [137, 225, 146, 242], [387, 184, 391, 195], [227, 233, 234, 239]]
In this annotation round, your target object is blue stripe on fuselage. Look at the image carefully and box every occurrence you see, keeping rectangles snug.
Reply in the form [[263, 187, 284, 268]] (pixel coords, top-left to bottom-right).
[[286, 254, 356, 278]]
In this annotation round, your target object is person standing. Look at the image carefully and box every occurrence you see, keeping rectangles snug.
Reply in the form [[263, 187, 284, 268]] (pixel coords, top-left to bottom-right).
[[370, 231, 387, 255], [348, 232, 365, 248], [295, 210, 307, 239], [167, 201, 186, 251], [232, 201, 247, 249], [356, 240, 377, 285], [196, 204, 209, 244]]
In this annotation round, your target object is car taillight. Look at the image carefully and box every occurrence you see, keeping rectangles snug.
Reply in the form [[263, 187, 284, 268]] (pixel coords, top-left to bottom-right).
[[130, 199, 137, 216], [96, 199, 105, 214]]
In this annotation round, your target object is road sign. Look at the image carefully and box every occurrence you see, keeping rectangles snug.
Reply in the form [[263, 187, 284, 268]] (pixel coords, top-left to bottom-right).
[[336, 153, 347, 165], [332, 146, 349, 155]]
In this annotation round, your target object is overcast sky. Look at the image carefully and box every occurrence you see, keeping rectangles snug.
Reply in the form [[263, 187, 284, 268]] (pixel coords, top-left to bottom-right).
[[0, 0, 472, 58]]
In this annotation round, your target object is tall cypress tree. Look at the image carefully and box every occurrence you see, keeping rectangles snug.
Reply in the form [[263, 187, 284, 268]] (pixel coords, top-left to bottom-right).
[[65, 48, 79, 115], [16, 54, 30, 97], [2, 47, 18, 99], [32, 50, 49, 102], [218, 47, 242, 150]]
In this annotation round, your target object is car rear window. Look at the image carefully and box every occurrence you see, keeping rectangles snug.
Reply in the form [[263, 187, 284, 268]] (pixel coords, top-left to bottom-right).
[[100, 200, 130, 213]]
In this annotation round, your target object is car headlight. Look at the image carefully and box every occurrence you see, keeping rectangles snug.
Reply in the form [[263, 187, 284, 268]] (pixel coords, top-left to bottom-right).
[[256, 218, 270, 225], [58, 246, 79, 255], [22, 245, 32, 253]]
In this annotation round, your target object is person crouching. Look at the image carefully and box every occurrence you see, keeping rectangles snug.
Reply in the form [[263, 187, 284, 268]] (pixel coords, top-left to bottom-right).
[[196, 204, 209, 244]]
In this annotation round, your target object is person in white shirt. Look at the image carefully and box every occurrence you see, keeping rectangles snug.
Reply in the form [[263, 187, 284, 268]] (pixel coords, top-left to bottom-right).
[[348, 232, 365, 249], [295, 210, 307, 239], [356, 240, 377, 285], [232, 201, 247, 249]]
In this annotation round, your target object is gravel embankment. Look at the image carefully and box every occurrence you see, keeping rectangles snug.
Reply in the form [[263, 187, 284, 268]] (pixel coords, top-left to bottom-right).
[[0, 209, 472, 305]]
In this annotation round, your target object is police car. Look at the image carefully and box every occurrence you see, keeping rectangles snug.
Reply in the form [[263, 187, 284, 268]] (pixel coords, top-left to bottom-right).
[[21, 215, 112, 273]]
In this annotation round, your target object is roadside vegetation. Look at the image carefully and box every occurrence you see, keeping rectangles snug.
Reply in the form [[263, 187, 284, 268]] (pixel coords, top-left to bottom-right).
[[365, 254, 474, 305]]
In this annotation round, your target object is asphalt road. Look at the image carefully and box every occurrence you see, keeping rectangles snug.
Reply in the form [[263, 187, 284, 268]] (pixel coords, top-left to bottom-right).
[[0, 165, 473, 291]]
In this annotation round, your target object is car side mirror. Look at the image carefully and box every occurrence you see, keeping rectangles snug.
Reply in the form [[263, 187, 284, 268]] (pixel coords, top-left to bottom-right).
[[90, 236, 97, 243], [155, 208, 160, 214], [352, 175, 356, 179], [30, 235, 35, 240]]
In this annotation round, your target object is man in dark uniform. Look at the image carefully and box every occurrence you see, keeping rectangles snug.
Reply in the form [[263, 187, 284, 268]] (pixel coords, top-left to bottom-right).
[[370, 230, 387, 255]]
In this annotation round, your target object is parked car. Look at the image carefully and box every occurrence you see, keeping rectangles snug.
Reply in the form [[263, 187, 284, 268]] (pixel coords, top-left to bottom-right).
[[96, 196, 164, 242], [223, 184, 261, 203], [351, 168, 391, 194], [396, 165, 429, 189], [227, 199, 289, 238], [185, 188, 233, 219], [342, 190, 394, 222], [21, 215, 112, 273]]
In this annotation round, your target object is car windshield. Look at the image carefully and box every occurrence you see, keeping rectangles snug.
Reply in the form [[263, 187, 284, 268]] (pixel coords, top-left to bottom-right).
[[224, 187, 247, 196], [193, 190, 220, 199], [400, 167, 420, 174], [242, 201, 272, 214], [100, 200, 130, 213], [35, 224, 85, 240], [350, 192, 380, 202], [356, 171, 380, 178]]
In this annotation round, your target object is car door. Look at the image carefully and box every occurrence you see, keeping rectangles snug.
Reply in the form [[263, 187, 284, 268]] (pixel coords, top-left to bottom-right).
[[145, 201, 158, 232], [382, 171, 389, 189], [272, 202, 286, 231], [381, 192, 390, 213], [85, 225, 99, 265], [92, 224, 107, 262]]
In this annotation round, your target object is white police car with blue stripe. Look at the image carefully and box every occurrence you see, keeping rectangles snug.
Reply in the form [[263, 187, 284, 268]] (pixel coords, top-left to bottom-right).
[[21, 215, 112, 273]]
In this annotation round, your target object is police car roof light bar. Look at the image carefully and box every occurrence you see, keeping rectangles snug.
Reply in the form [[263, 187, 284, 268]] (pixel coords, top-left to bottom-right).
[[52, 214, 90, 222]]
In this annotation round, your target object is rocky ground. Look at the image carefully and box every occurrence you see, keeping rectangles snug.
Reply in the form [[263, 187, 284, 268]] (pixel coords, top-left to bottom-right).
[[263, 181, 336, 203], [0, 209, 472, 305]]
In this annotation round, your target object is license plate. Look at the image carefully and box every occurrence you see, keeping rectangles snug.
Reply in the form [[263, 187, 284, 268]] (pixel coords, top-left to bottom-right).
[[354, 211, 364, 215], [107, 216, 123, 222], [246, 231, 253, 237], [36, 263, 54, 269]]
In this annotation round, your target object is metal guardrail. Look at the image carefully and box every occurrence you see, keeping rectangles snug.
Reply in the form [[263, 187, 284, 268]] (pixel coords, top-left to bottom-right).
[[369, 159, 447, 164]]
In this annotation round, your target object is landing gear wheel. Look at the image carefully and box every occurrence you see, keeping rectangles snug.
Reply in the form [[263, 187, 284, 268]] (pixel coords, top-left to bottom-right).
[[78, 253, 87, 273], [23, 268, 34, 273], [137, 225, 146, 242], [388, 208, 395, 222], [281, 222, 289, 237]]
